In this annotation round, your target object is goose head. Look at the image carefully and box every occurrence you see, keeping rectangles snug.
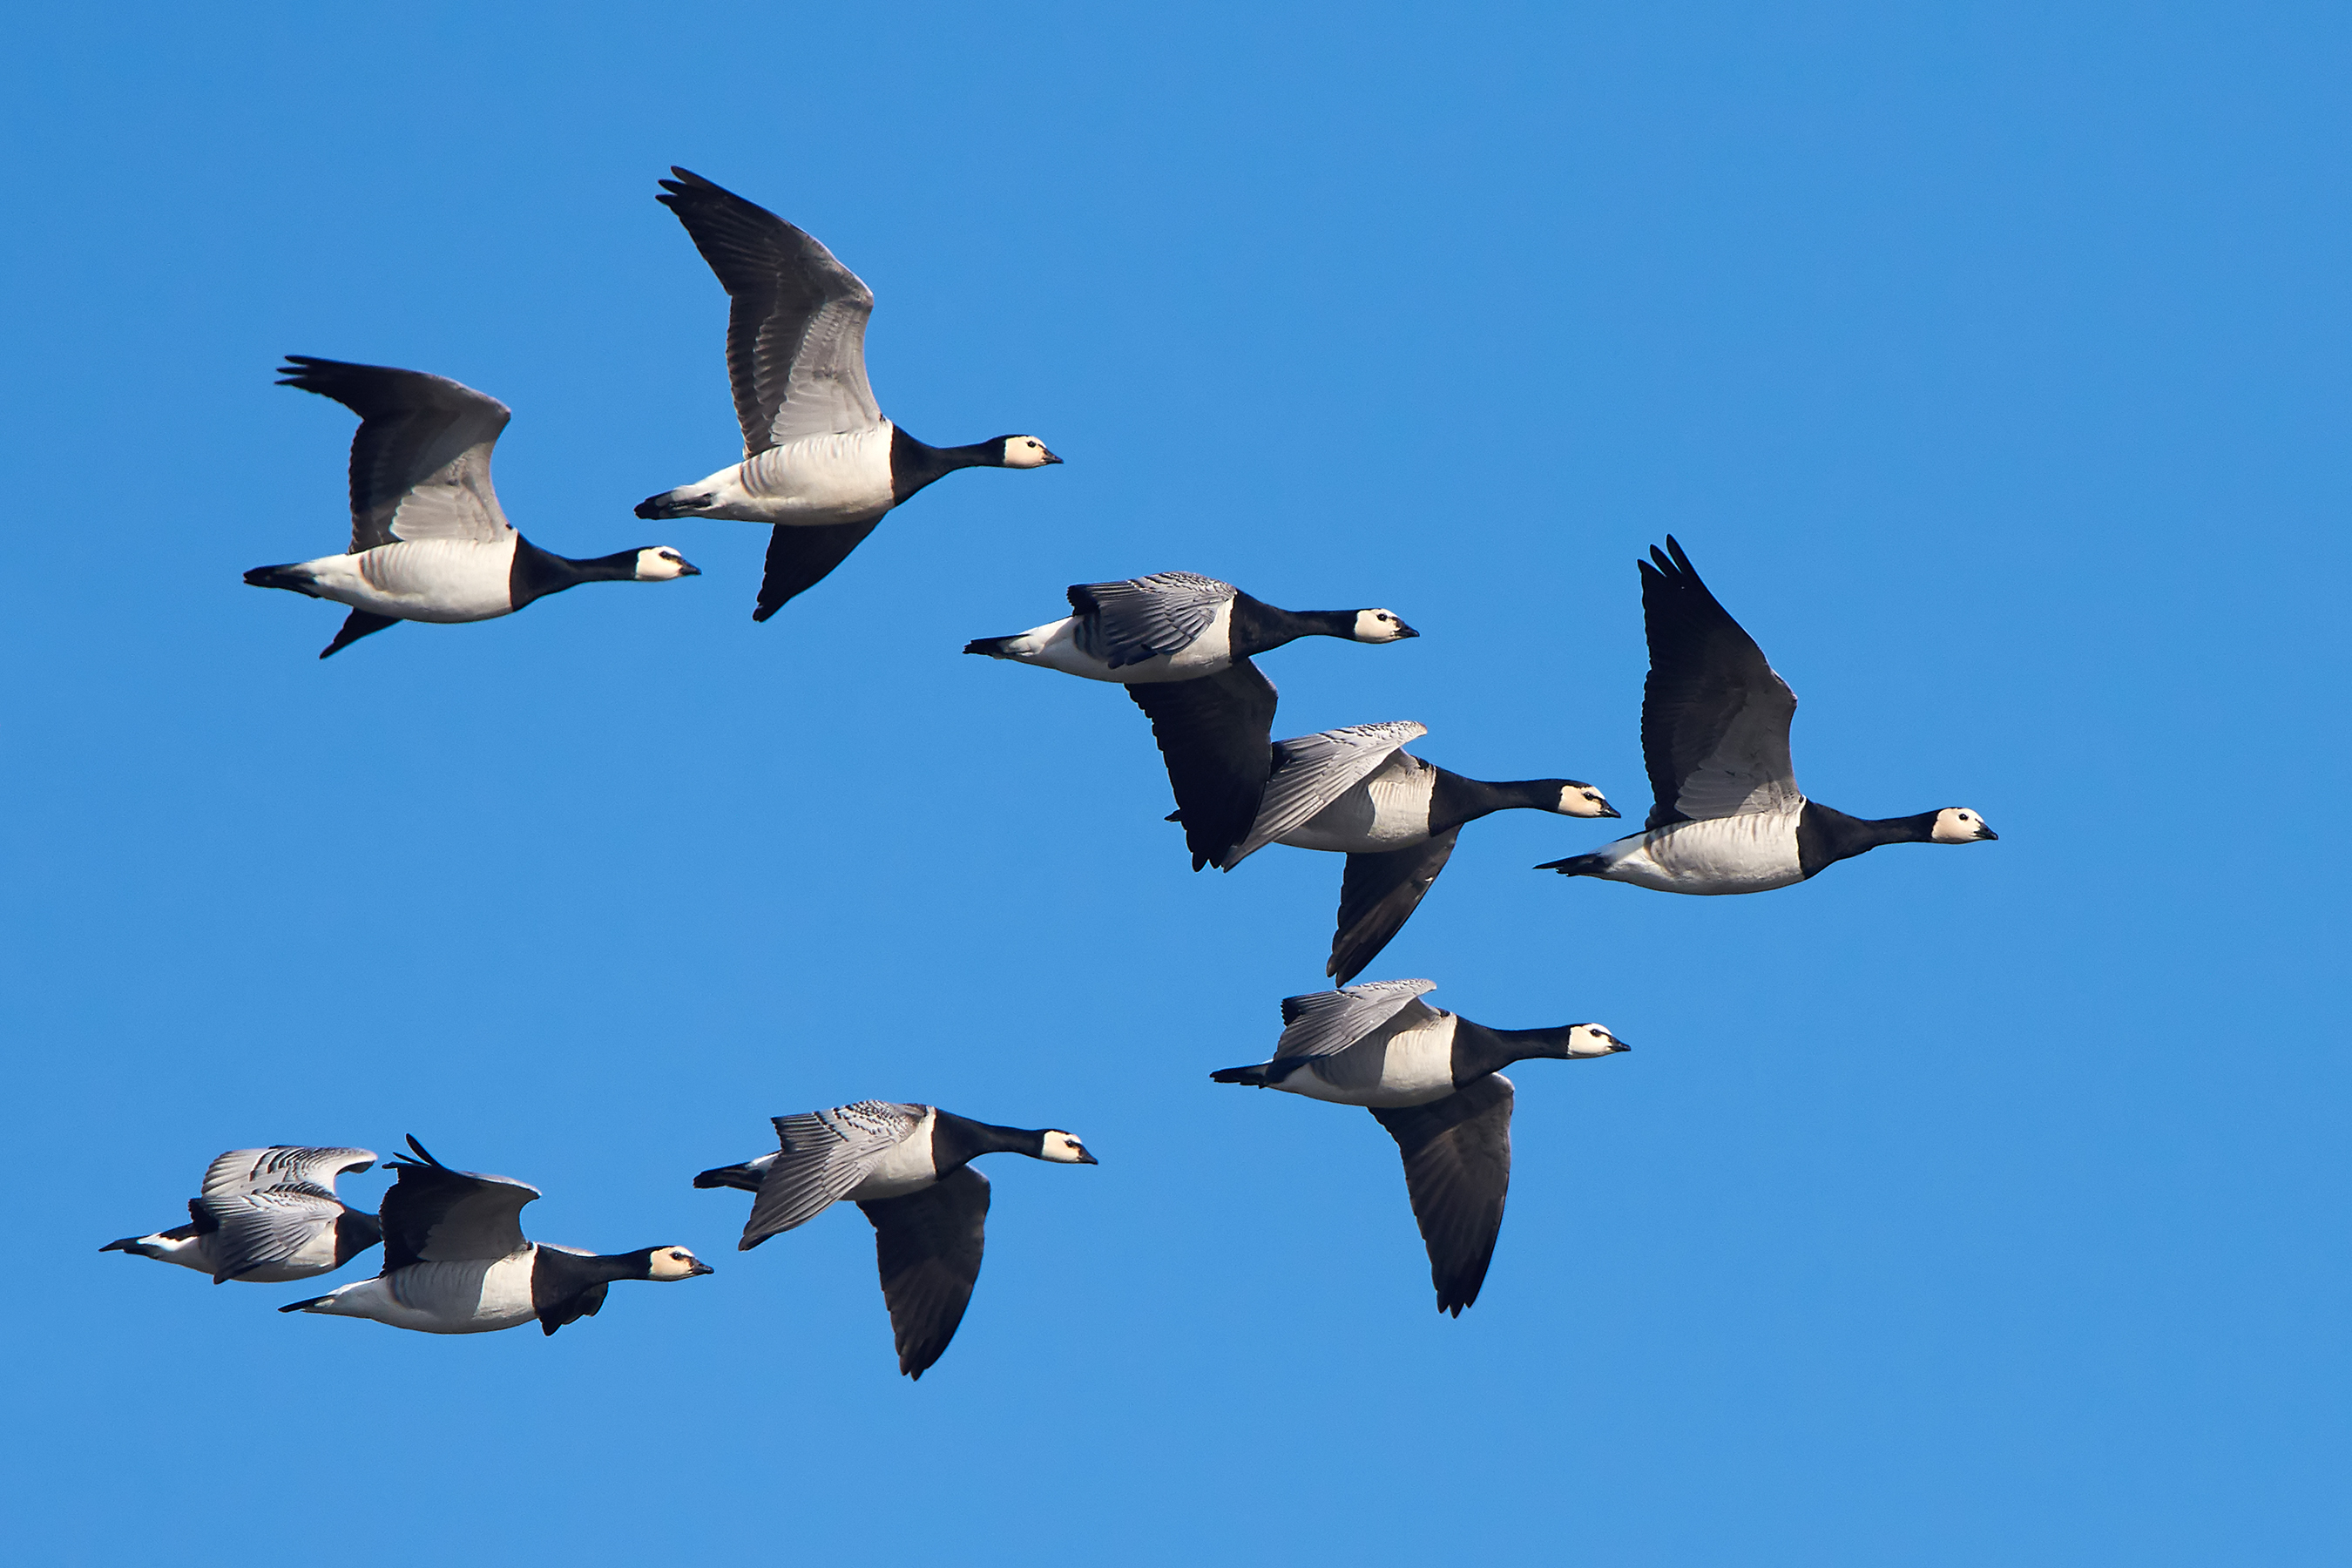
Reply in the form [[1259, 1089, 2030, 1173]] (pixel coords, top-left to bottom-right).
[[636, 1246, 716, 1281], [1929, 808, 1999, 843], [1036, 1130, 1098, 1165], [632, 547, 702, 581], [996, 436, 1064, 469], [1562, 1024, 1631, 1058], [1349, 609, 1419, 643], [1545, 781, 1620, 819]]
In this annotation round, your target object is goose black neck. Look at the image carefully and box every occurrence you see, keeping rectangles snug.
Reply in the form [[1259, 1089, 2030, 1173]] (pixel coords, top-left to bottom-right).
[[531, 1246, 652, 1290], [1450, 1017, 1582, 1079], [1429, 771, 1564, 833], [1794, 802, 1940, 878], [931, 1110, 1046, 1169], [333, 1208, 382, 1262], [1227, 594, 1361, 657], [510, 537, 639, 608], [890, 429, 1000, 504]]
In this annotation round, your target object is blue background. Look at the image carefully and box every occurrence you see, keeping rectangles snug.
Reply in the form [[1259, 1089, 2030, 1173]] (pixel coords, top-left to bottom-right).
[[4, 3, 2345, 1563]]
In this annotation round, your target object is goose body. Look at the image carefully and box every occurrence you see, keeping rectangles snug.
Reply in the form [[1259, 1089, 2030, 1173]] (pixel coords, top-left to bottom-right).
[[245, 359, 698, 657], [1218, 722, 1617, 981], [1212, 982, 1628, 1314], [1539, 538, 1997, 894], [694, 1101, 1096, 1378], [280, 1138, 710, 1336], [102, 1146, 382, 1285], [968, 573, 1418, 868], [637, 168, 1060, 619]]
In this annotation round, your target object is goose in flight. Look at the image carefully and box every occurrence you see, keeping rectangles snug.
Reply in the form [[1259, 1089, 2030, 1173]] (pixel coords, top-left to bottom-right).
[[280, 1138, 711, 1335], [1219, 720, 1617, 982], [1212, 981, 1629, 1315], [966, 572, 1418, 868], [245, 359, 699, 658], [695, 1102, 1097, 1379], [637, 168, 1061, 620], [1539, 537, 1997, 893], [102, 1146, 381, 1284]]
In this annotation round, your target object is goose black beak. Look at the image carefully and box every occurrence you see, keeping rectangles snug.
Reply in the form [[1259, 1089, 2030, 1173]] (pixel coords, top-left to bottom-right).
[[1044, 449, 1065, 464], [1078, 1152, 1100, 1166], [1598, 803, 1623, 819], [687, 1260, 716, 1276], [1979, 828, 1999, 841], [1611, 1040, 1632, 1052], [1394, 622, 1420, 639]]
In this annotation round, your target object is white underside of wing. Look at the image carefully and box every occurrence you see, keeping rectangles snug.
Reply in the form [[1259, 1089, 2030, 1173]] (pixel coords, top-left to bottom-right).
[[987, 600, 1238, 684], [1274, 1011, 1461, 1107], [691, 425, 897, 524], [307, 1252, 537, 1333], [1273, 750, 1437, 855], [842, 1109, 941, 1202], [1589, 806, 1807, 893], [294, 539, 521, 622]]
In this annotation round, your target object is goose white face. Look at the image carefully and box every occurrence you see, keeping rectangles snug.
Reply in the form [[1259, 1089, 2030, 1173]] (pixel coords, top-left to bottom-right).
[[645, 1247, 713, 1281], [1930, 808, 1998, 844], [1000, 436, 1062, 469], [1565, 1024, 1630, 1058], [1554, 782, 1619, 819], [1038, 1131, 1098, 1165], [1352, 609, 1417, 643], [634, 547, 700, 581]]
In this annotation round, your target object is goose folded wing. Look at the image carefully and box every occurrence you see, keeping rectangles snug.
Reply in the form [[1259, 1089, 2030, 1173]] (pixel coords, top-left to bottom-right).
[[1066, 572, 1235, 669], [752, 517, 883, 621], [1227, 720, 1429, 867], [657, 167, 882, 452], [276, 357, 516, 552], [199, 1146, 376, 1200], [1370, 1073, 1514, 1316], [1274, 978, 1440, 1062], [741, 1101, 924, 1248], [1129, 660, 1279, 871], [195, 1188, 342, 1283], [1638, 537, 1800, 827], [379, 1142, 540, 1267], [860, 1165, 990, 1380], [1327, 829, 1461, 986]]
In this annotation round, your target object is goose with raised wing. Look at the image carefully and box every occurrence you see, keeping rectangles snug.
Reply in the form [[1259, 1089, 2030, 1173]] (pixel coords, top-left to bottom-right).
[[1219, 720, 1616, 982], [694, 1102, 1096, 1379], [1212, 981, 1629, 1315], [637, 168, 1061, 620], [1538, 537, 1997, 893], [102, 1146, 381, 1284], [966, 572, 1418, 869], [280, 1138, 711, 1335], [245, 359, 699, 658]]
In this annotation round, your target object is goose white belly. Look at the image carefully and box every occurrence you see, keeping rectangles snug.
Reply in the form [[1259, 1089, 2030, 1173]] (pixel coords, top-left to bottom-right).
[[1278, 755, 1435, 853], [844, 1110, 941, 1201], [306, 1251, 538, 1333], [123, 1232, 215, 1274], [691, 425, 897, 524], [1273, 1012, 1461, 1107], [298, 538, 519, 622], [988, 599, 1238, 684], [1590, 807, 1807, 894]]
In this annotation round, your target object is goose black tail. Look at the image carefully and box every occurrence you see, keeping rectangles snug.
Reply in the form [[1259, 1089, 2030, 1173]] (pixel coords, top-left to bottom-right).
[[243, 564, 320, 596], [962, 635, 1017, 658], [98, 1236, 139, 1254], [278, 1295, 329, 1314], [635, 490, 701, 520], [693, 1163, 766, 1193], [1536, 852, 1605, 877], [1209, 1064, 1275, 1087]]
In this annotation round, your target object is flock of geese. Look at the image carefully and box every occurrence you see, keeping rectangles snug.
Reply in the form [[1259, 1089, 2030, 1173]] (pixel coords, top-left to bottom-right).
[[112, 168, 2001, 1377]]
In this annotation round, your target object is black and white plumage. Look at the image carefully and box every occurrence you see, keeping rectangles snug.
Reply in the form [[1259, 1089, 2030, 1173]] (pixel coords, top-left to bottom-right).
[[635, 168, 1062, 620], [965, 573, 1419, 869], [1211, 981, 1628, 1315], [694, 1102, 1097, 1379], [1220, 720, 1619, 981], [1538, 538, 1998, 894], [244, 359, 700, 658], [102, 1146, 382, 1285], [279, 1137, 711, 1335]]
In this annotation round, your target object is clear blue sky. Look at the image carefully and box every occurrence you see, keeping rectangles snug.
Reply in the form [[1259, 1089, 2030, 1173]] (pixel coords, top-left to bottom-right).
[[3, 3, 2346, 1564]]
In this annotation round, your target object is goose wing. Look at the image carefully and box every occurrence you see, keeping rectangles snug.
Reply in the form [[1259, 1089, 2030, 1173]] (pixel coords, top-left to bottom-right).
[[1227, 720, 1429, 867], [277, 358, 515, 552], [1327, 828, 1461, 985], [859, 1164, 990, 1380], [1130, 660, 1280, 871], [199, 1146, 376, 1200], [656, 167, 882, 454], [1066, 573, 1236, 669], [379, 1137, 540, 1267], [193, 1188, 346, 1284], [1638, 537, 1801, 828], [1370, 1073, 1513, 1316], [1274, 978, 1441, 1061], [740, 1101, 926, 1249], [752, 517, 883, 622]]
